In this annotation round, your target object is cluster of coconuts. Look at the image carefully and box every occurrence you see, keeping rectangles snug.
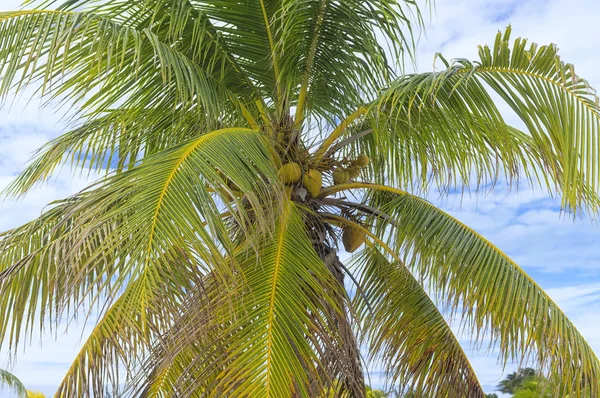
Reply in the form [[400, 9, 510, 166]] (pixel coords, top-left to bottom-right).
[[277, 153, 371, 253], [277, 162, 322, 198], [332, 153, 369, 185]]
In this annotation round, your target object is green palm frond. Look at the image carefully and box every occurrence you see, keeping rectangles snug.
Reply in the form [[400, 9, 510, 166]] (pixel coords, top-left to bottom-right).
[[0, 128, 278, 357], [203, 201, 340, 397], [288, 0, 418, 124], [0, 9, 235, 116], [4, 107, 208, 196], [349, 27, 600, 213], [358, 184, 600, 396], [0, 369, 27, 397], [55, 247, 201, 397], [129, 201, 342, 397], [353, 247, 485, 398]]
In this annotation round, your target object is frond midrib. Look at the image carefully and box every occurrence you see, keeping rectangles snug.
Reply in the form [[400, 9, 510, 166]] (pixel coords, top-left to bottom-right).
[[264, 200, 290, 398], [464, 65, 600, 117]]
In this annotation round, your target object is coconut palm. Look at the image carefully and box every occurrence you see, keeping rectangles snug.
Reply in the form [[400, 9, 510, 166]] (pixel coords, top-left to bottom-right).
[[0, 0, 599, 397], [497, 368, 537, 395], [0, 369, 27, 397], [512, 376, 554, 398]]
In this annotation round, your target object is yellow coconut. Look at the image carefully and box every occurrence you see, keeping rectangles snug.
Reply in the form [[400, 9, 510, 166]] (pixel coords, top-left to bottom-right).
[[347, 166, 361, 179], [302, 169, 322, 197], [342, 226, 366, 253], [278, 162, 302, 184], [332, 169, 349, 185], [343, 172, 350, 183], [355, 153, 370, 168]]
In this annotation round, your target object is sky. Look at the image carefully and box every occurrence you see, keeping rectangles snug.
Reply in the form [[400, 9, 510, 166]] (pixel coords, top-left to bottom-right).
[[1, 0, 600, 396]]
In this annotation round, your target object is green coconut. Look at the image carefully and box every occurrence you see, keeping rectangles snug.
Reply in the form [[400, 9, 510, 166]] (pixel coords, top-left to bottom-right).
[[302, 169, 322, 197], [355, 153, 370, 168], [332, 169, 350, 185], [278, 162, 302, 184], [342, 225, 365, 253], [347, 166, 361, 179]]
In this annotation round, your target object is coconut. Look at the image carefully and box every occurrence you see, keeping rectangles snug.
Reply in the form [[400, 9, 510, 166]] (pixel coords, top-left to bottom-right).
[[278, 162, 302, 184], [342, 226, 366, 253], [355, 153, 370, 168], [302, 169, 322, 197], [347, 166, 361, 179], [332, 169, 349, 185]]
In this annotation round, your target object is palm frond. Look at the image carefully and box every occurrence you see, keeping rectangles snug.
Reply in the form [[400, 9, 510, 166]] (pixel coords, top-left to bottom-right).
[[350, 27, 600, 213], [352, 246, 485, 397], [352, 183, 600, 396], [0, 9, 237, 115], [208, 201, 340, 397], [289, 0, 419, 124], [129, 201, 342, 397], [0, 128, 278, 361], [55, 247, 201, 397]]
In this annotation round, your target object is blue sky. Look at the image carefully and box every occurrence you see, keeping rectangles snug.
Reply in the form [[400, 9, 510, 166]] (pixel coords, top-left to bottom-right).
[[1, 0, 600, 396]]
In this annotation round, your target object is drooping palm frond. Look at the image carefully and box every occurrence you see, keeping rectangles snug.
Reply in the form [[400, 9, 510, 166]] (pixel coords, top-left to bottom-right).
[[55, 247, 202, 398], [127, 201, 344, 398], [0, 369, 27, 398], [4, 107, 209, 196], [351, 184, 600, 396], [1, 128, 281, 395], [352, 247, 485, 398], [124, 271, 234, 397], [336, 27, 600, 213]]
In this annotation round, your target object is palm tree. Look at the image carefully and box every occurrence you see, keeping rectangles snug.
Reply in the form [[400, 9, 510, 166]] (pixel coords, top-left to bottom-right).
[[497, 368, 537, 395], [512, 376, 554, 398], [0, 1, 599, 397], [0, 369, 27, 397]]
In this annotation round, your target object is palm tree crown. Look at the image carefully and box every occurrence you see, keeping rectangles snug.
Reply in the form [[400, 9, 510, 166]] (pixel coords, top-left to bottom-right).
[[497, 368, 537, 394], [0, 369, 27, 397], [0, 1, 599, 397]]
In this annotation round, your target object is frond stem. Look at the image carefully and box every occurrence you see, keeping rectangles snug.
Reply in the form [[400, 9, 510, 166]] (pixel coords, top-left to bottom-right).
[[320, 198, 396, 227], [294, 0, 329, 129], [323, 129, 373, 160], [313, 107, 367, 164], [464, 66, 599, 117], [258, 0, 282, 108]]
